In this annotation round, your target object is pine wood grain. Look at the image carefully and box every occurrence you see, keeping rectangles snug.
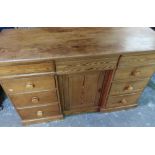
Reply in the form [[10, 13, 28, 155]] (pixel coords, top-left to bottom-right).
[[109, 79, 149, 96], [106, 93, 141, 108], [17, 104, 62, 121], [10, 90, 58, 108], [0, 28, 155, 125], [56, 56, 118, 74], [114, 65, 155, 81], [1, 75, 56, 95], [0, 61, 55, 76], [0, 28, 155, 64], [59, 71, 105, 113]]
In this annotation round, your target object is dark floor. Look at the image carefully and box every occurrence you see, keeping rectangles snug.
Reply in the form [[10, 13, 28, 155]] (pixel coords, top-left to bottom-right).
[[0, 74, 155, 127]]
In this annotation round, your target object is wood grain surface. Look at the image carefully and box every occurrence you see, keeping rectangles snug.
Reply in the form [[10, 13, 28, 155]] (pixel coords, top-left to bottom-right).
[[1, 75, 56, 94], [0, 28, 155, 64], [0, 27, 155, 125]]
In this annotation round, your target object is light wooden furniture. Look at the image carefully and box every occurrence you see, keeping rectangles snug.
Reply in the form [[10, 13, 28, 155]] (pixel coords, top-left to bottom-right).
[[0, 27, 155, 125]]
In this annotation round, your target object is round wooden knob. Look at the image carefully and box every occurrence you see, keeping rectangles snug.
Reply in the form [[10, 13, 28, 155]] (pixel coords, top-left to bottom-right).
[[124, 85, 134, 91], [37, 111, 43, 117], [8, 88, 13, 92], [26, 82, 35, 89], [120, 98, 127, 104], [131, 70, 141, 76], [32, 97, 39, 103]]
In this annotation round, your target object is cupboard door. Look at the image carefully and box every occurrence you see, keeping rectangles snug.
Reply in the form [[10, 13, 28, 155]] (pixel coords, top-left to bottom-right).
[[59, 71, 105, 112]]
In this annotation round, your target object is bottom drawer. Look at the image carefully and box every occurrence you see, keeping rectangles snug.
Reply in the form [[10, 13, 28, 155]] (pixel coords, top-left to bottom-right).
[[17, 104, 61, 121], [106, 93, 141, 108]]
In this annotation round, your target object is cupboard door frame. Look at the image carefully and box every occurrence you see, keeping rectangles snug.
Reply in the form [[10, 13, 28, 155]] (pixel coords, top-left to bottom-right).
[[58, 70, 115, 114]]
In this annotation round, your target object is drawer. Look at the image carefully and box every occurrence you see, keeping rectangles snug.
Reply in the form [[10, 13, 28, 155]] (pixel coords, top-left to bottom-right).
[[0, 61, 55, 76], [10, 90, 58, 108], [114, 65, 155, 81], [119, 54, 155, 67], [17, 104, 61, 121], [106, 93, 141, 108], [2, 75, 56, 94], [109, 79, 149, 96], [56, 56, 119, 74]]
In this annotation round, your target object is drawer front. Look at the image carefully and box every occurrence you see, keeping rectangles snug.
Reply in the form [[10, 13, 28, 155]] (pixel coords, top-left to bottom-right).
[[56, 56, 119, 74], [106, 93, 141, 108], [119, 54, 155, 67], [2, 75, 56, 94], [0, 61, 55, 76], [109, 79, 149, 96], [18, 104, 61, 121], [114, 65, 155, 81], [10, 90, 58, 108]]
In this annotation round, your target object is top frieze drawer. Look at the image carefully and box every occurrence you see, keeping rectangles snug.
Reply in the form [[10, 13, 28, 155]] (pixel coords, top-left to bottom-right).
[[118, 53, 155, 68], [0, 61, 55, 77], [55, 56, 119, 74]]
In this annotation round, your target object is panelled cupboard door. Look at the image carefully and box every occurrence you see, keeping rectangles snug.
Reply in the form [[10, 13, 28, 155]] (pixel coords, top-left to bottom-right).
[[59, 71, 105, 112]]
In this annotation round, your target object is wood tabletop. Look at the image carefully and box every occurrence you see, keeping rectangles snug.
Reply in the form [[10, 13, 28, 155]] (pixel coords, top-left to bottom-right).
[[0, 27, 155, 63]]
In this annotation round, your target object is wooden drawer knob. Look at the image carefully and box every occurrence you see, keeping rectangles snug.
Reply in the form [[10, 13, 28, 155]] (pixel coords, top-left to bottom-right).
[[8, 88, 13, 92], [26, 82, 35, 89], [124, 85, 134, 91], [131, 70, 141, 76], [37, 111, 43, 117], [32, 97, 39, 103], [120, 98, 128, 104]]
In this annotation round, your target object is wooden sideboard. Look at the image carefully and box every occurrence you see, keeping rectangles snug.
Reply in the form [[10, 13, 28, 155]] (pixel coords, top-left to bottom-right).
[[0, 27, 155, 125]]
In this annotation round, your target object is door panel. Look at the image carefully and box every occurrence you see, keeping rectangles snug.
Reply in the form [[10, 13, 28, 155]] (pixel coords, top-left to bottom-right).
[[68, 74, 84, 108], [59, 71, 105, 112], [84, 73, 103, 106]]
